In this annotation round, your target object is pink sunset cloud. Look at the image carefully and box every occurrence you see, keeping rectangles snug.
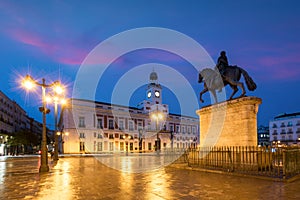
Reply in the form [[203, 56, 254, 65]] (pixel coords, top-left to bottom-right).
[[5, 27, 89, 66]]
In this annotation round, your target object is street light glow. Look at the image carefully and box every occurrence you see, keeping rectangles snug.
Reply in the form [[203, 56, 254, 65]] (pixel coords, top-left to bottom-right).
[[53, 83, 64, 95], [60, 98, 67, 105], [151, 112, 164, 120], [22, 75, 36, 90]]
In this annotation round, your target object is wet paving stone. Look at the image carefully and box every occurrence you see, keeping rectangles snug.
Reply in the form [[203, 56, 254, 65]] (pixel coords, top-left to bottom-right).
[[0, 155, 300, 199]]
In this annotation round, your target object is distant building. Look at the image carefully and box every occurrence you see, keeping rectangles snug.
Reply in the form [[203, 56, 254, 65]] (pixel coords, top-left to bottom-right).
[[60, 71, 199, 153], [269, 112, 300, 146], [257, 125, 270, 146], [0, 90, 28, 134], [0, 90, 50, 155]]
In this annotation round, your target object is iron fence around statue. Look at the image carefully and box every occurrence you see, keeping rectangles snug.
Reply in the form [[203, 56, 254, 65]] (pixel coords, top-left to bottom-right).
[[186, 146, 300, 180]]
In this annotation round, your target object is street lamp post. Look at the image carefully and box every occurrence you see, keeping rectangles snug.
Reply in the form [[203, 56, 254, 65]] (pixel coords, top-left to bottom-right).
[[150, 106, 163, 151], [46, 92, 66, 161], [54, 100, 58, 160], [22, 75, 63, 173]]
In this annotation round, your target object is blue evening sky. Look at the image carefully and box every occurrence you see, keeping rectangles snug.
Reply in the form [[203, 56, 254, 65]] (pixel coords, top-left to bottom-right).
[[0, 0, 300, 129]]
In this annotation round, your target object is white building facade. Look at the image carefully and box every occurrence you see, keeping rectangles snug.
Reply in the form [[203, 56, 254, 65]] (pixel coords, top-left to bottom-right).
[[269, 112, 300, 146], [60, 72, 199, 153]]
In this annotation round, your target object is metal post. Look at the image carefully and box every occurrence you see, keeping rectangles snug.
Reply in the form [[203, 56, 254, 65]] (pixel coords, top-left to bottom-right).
[[156, 116, 160, 151], [53, 101, 59, 161], [40, 79, 49, 172]]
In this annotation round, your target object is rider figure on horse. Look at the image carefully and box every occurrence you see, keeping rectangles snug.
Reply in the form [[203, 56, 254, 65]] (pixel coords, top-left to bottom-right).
[[216, 51, 229, 77]]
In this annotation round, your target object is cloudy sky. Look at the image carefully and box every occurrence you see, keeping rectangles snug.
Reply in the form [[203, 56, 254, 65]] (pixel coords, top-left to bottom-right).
[[1, 0, 300, 128]]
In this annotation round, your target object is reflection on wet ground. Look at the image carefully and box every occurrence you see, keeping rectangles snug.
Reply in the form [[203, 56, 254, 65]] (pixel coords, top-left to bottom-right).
[[0, 155, 300, 199]]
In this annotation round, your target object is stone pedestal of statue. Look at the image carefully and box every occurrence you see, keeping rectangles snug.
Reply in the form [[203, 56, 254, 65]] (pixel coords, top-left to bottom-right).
[[196, 96, 262, 147]]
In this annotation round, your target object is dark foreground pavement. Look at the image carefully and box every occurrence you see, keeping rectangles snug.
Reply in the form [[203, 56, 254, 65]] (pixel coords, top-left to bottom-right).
[[0, 155, 300, 200]]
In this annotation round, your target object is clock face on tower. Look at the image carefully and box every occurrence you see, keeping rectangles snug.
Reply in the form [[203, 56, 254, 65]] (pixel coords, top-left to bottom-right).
[[147, 91, 151, 98], [155, 91, 160, 97]]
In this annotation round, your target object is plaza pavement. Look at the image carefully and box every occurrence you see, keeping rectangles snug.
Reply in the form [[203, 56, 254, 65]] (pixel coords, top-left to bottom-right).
[[0, 155, 300, 200]]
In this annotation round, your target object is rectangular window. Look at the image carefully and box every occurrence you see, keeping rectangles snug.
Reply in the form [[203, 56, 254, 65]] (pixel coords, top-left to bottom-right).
[[181, 126, 186, 134], [97, 142, 102, 151], [79, 117, 85, 128], [79, 133, 85, 138], [97, 118, 103, 129], [138, 122, 143, 130], [148, 143, 152, 151], [129, 121, 134, 131], [187, 126, 191, 134], [192, 127, 196, 134], [119, 120, 124, 130], [176, 125, 180, 133], [109, 134, 114, 139], [94, 141, 97, 151], [129, 143, 133, 151], [169, 125, 174, 132], [120, 142, 124, 151], [109, 142, 114, 151], [80, 142, 85, 151], [97, 134, 103, 139], [94, 132, 97, 138], [109, 119, 114, 129]]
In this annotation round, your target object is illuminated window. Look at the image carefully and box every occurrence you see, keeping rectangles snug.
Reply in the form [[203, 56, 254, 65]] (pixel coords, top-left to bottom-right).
[[79, 142, 85, 151], [109, 142, 114, 151], [97, 142, 102, 151]]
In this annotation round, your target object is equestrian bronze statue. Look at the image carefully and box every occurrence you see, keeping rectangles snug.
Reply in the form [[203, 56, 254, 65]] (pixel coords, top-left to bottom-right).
[[198, 60, 257, 103]]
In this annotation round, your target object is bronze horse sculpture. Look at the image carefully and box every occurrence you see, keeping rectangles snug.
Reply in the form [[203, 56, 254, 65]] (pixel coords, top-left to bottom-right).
[[198, 66, 257, 103]]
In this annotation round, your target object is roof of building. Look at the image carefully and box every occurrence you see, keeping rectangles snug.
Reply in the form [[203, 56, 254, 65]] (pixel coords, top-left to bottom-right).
[[274, 112, 300, 120], [71, 98, 198, 119]]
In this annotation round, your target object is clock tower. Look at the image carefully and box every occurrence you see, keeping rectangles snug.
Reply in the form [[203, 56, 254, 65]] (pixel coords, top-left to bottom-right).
[[146, 70, 162, 105], [137, 70, 168, 115]]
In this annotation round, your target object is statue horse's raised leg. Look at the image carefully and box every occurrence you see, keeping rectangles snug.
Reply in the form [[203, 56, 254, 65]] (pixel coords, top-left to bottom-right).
[[199, 87, 208, 103]]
